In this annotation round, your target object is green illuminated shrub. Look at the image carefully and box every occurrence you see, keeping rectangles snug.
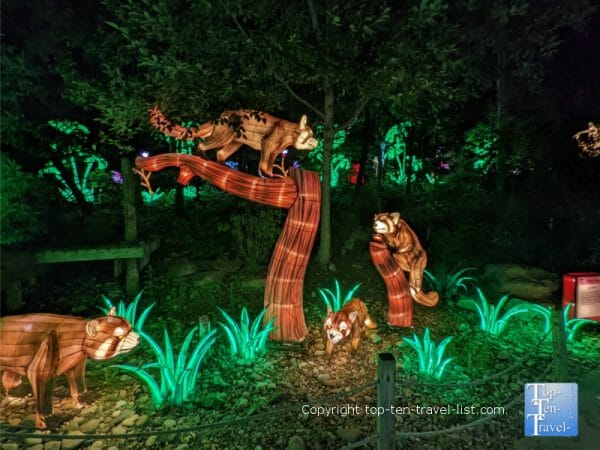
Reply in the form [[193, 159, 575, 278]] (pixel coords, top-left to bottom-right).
[[99, 291, 155, 333], [401, 328, 453, 380], [113, 327, 217, 408], [424, 266, 477, 303], [219, 306, 275, 363], [529, 303, 596, 341], [141, 188, 166, 205], [317, 279, 361, 313], [465, 288, 543, 336]]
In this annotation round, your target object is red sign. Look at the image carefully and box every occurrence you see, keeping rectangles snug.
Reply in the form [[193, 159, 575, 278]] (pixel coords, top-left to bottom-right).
[[562, 272, 600, 321]]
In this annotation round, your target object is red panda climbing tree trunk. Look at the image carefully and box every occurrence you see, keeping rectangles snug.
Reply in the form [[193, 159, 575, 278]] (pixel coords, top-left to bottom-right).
[[369, 241, 413, 326], [134, 154, 320, 341]]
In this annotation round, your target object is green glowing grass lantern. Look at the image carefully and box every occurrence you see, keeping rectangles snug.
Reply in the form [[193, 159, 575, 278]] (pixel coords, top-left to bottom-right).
[[317, 280, 361, 313], [113, 327, 217, 408], [401, 327, 454, 380], [219, 306, 276, 363], [99, 291, 155, 333], [465, 288, 544, 336]]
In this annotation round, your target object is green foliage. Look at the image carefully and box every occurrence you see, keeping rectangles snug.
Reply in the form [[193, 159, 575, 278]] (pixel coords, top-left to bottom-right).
[[0, 154, 45, 245], [99, 291, 155, 333], [216, 204, 283, 271], [113, 327, 217, 408], [38, 119, 108, 203], [465, 288, 545, 336], [317, 279, 361, 313], [219, 306, 276, 363], [401, 328, 454, 380], [141, 188, 166, 205], [562, 304, 597, 341], [307, 125, 351, 187], [463, 122, 498, 174], [382, 123, 424, 187], [529, 303, 596, 342], [424, 266, 477, 303]]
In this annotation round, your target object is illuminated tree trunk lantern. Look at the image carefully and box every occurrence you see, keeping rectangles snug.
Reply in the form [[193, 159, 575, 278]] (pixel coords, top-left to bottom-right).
[[134, 154, 320, 341], [369, 241, 413, 326]]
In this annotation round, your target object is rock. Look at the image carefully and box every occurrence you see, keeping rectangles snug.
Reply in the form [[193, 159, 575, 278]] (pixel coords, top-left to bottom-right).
[[145, 436, 157, 447], [80, 418, 100, 433], [8, 418, 20, 427], [317, 374, 334, 387], [112, 425, 127, 435], [115, 400, 128, 409], [44, 442, 62, 450], [213, 373, 229, 387], [314, 350, 325, 357], [285, 435, 305, 450], [88, 442, 105, 450], [164, 256, 200, 278], [27, 444, 43, 450], [136, 415, 148, 426], [62, 431, 85, 450], [240, 278, 266, 289], [175, 445, 189, 450], [1, 444, 18, 450], [211, 257, 242, 273], [121, 413, 139, 427], [337, 427, 361, 442], [163, 419, 177, 429], [481, 264, 559, 301], [369, 333, 383, 344], [81, 405, 98, 416], [24, 437, 42, 445], [190, 270, 225, 287]]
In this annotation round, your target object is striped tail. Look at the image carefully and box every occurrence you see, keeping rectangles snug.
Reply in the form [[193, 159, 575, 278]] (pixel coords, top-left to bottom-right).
[[148, 106, 212, 141]]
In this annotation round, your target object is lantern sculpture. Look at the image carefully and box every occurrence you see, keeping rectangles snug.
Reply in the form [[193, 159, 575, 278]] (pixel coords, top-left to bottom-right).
[[149, 107, 318, 177], [0, 309, 139, 427], [139, 108, 321, 342], [370, 212, 439, 326]]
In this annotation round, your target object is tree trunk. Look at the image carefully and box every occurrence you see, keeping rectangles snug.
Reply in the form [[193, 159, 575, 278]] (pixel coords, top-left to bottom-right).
[[495, 28, 508, 195], [317, 87, 334, 266], [121, 157, 139, 295]]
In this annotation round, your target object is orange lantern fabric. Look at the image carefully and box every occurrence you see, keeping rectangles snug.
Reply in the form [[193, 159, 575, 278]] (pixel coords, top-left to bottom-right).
[[0, 310, 139, 427]]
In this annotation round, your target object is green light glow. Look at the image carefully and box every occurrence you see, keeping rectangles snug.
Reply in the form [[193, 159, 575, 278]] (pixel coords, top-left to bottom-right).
[[382, 122, 423, 187], [401, 327, 453, 380], [219, 306, 275, 363], [463, 123, 498, 173], [141, 188, 166, 205], [424, 267, 477, 303], [317, 279, 361, 313], [39, 120, 108, 203], [530, 303, 597, 342], [465, 288, 547, 336], [99, 291, 155, 333], [163, 120, 198, 154], [113, 327, 217, 408], [307, 125, 349, 187]]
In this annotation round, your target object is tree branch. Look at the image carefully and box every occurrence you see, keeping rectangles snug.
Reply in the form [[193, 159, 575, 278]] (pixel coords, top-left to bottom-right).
[[340, 95, 371, 130], [228, 13, 325, 120]]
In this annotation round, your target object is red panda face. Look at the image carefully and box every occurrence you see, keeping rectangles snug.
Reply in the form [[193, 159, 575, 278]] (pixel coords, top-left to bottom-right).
[[324, 310, 358, 345], [373, 212, 401, 234], [84, 316, 139, 360]]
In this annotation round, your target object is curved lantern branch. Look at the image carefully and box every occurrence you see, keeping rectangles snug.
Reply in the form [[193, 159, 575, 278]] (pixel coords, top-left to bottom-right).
[[135, 154, 320, 341]]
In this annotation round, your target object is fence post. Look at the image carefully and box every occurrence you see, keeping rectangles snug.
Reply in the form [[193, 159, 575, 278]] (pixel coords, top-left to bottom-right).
[[377, 353, 396, 450]]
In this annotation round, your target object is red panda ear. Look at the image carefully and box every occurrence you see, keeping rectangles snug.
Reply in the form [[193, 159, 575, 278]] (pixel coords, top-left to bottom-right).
[[390, 212, 400, 224], [348, 311, 358, 323], [299, 114, 308, 130], [86, 320, 100, 337], [108, 307, 116, 316]]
